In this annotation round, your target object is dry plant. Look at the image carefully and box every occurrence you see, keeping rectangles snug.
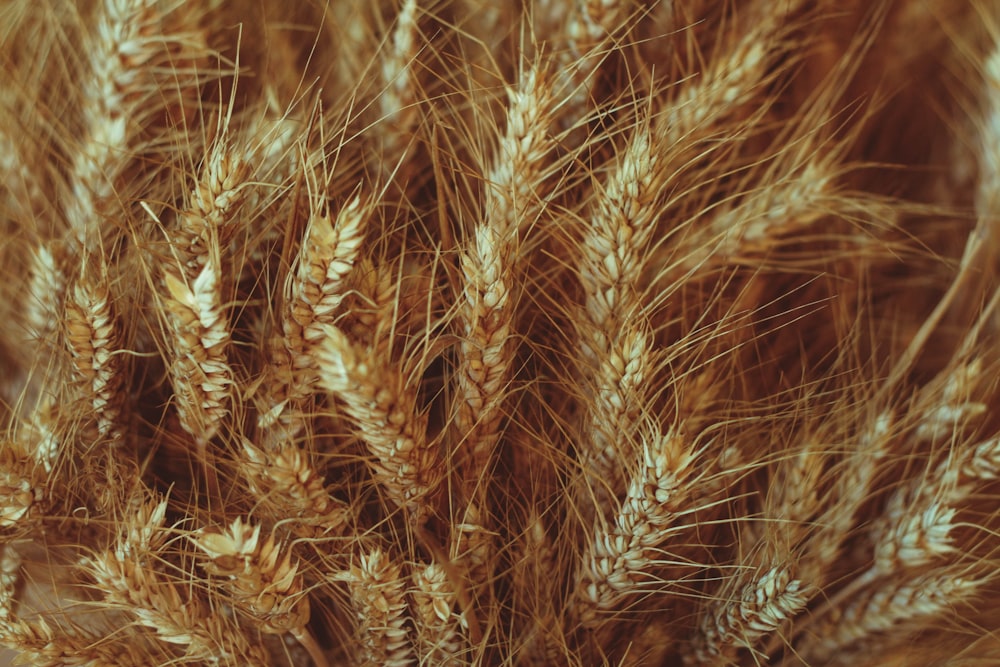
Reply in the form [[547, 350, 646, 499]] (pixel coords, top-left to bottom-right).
[[3, 0, 1000, 665]]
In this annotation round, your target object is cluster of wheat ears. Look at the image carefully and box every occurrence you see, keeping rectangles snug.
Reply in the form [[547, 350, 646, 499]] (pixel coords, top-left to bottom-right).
[[2, 0, 1000, 665]]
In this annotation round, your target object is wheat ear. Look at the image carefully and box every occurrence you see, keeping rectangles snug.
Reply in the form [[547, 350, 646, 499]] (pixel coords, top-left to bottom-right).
[[977, 36, 1000, 217], [576, 425, 701, 626], [338, 546, 417, 667], [576, 116, 660, 495], [378, 0, 421, 171], [240, 438, 352, 537], [0, 444, 38, 530], [161, 244, 232, 451], [456, 60, 557, 481], [25, 242, 66, 348], [688, 564, 810, 665], [65, 0, 207, 251], [410, 561, 469, 665], [315, 323, 441, 523], [0, 546, 154, 667], [86, 499, 269, 666], [64, 262, 125, 442], [797, 567, 985, 665], [259, 192, 370, 435], [191, 517, 327, 667]]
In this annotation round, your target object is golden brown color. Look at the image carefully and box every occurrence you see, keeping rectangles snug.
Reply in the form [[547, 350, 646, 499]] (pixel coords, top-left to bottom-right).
[[2, 0, 1000, 665]]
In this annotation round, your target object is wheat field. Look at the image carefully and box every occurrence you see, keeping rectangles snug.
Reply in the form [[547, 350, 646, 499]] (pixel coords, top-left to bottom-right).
[[1, 0, 999, 665]]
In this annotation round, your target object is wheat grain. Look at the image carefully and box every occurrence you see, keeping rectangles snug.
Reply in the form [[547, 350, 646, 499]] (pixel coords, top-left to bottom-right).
[[805, 410, 893, 579]]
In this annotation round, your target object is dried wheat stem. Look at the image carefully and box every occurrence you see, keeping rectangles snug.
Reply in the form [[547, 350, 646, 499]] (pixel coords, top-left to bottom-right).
[[87, 500, 268, 666], [316, 324, 441, 521], [411, 561, 469, 666], [64, 264, 125, 442], [339, 546, 416, 667], [577, 426, 700, 625], [162, 246, 232, 449], [688, 564, 811, 665]]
